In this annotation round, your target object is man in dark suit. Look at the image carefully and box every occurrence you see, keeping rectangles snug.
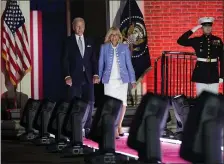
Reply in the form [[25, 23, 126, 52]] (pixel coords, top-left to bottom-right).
[[62, 17, 99, 135], [177, 17, 223, 96]]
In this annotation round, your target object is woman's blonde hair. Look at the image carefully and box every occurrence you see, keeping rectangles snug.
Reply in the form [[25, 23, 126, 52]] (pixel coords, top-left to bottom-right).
[[104, 27, 123, 43]]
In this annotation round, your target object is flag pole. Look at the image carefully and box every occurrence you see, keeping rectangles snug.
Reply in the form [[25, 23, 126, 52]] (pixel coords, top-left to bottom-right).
[[14, 84, 18, 109], [0, 0, 2, 96], [66, 0, 71, 36], [126, 0, 135, 105]]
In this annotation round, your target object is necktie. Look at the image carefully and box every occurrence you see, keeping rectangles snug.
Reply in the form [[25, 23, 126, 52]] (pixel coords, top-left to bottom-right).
[[78, 37, 85, 71], [78, 37, 84, 57]]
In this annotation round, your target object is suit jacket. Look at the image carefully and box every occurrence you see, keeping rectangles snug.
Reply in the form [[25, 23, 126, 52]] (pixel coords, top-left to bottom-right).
[[177, 30, 223, 83], [99, 43, 136, 84], [62, 35, 98, 86]]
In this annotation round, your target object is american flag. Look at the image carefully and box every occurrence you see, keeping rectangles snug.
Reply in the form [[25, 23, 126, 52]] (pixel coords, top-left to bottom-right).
[[1, 0, 31, 86]]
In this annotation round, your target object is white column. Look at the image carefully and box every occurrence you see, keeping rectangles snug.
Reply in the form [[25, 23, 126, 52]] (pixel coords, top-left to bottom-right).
[[0, 1, 2, 94], [109, 1, 121, 27], [1, 1, 6, 95]]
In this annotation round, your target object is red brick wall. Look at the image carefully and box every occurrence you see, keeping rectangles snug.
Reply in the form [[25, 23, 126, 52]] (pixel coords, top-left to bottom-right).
[[144, 0, 224, 96]]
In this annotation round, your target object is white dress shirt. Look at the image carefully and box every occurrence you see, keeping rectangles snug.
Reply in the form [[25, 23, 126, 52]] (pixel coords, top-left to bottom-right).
[[65, 34, 99, 80], [75, 34, 85, 71], [75, 34, 85, 56], [110, 45, 121, 80]]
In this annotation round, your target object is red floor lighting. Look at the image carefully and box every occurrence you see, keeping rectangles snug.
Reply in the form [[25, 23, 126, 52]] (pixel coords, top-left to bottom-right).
[[83, 137, 189, 163]]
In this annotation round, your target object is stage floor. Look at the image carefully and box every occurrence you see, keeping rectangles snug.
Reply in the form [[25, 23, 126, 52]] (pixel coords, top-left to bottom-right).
[[2, 138, 188, 164], [2, 136, 223, 164], [83, 136, 189, 163]]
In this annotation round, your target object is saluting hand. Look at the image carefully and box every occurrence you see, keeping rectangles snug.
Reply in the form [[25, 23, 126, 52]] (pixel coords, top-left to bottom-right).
[[219, 78, 223, 83], [191, 25, 202, 33]]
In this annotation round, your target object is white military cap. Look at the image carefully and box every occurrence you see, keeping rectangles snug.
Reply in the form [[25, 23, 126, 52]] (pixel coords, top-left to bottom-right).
[[198, 17, 214, 25]]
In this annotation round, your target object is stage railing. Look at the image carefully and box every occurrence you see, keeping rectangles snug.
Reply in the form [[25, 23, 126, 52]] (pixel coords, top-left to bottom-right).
[[154, 51, 224, 98], [128, 50, 224, 107], [154, 51, 197, 98], [154, 51, 223, 98]]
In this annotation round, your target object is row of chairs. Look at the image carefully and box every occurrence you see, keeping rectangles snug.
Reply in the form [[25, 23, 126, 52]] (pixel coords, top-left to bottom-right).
[[19, 92, 224, 164]]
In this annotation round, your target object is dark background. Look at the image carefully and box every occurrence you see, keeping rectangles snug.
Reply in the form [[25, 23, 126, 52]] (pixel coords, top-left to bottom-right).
[[31, 0, 107, 105]]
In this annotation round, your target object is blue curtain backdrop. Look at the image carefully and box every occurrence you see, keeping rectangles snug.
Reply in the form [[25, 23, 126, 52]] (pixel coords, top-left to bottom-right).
[[31, 0, 67, 101]]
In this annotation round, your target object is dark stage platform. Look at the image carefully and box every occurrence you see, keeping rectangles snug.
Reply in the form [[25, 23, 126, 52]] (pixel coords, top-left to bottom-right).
[[2, 137, 187, 164], [1, 139, 85, 164], [2, 136, 224, 164]]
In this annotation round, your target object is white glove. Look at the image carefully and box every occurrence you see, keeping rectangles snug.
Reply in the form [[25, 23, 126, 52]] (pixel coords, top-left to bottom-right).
[[219, 78, 223, 83], [191, 25, 202, 33]]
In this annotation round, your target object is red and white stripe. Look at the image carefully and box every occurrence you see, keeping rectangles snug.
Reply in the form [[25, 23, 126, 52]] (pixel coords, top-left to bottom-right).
[[2, 21, 31, 85], [30, 11, 43, 99]]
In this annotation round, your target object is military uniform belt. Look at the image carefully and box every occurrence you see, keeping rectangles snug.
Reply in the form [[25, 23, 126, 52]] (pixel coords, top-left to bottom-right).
[[197, 58, 217, 62]]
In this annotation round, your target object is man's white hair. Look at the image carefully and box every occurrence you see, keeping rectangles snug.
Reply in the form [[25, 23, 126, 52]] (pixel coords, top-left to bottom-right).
[[72, 17, 85, 26]]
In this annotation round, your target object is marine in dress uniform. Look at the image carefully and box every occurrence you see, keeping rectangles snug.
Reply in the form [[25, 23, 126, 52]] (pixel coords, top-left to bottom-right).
[[177, 17, 224, 96]]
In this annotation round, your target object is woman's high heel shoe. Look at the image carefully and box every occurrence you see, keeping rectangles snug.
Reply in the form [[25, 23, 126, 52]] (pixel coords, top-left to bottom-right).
[[115, 129, 120, 139], [118, 127, 124, 137]]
